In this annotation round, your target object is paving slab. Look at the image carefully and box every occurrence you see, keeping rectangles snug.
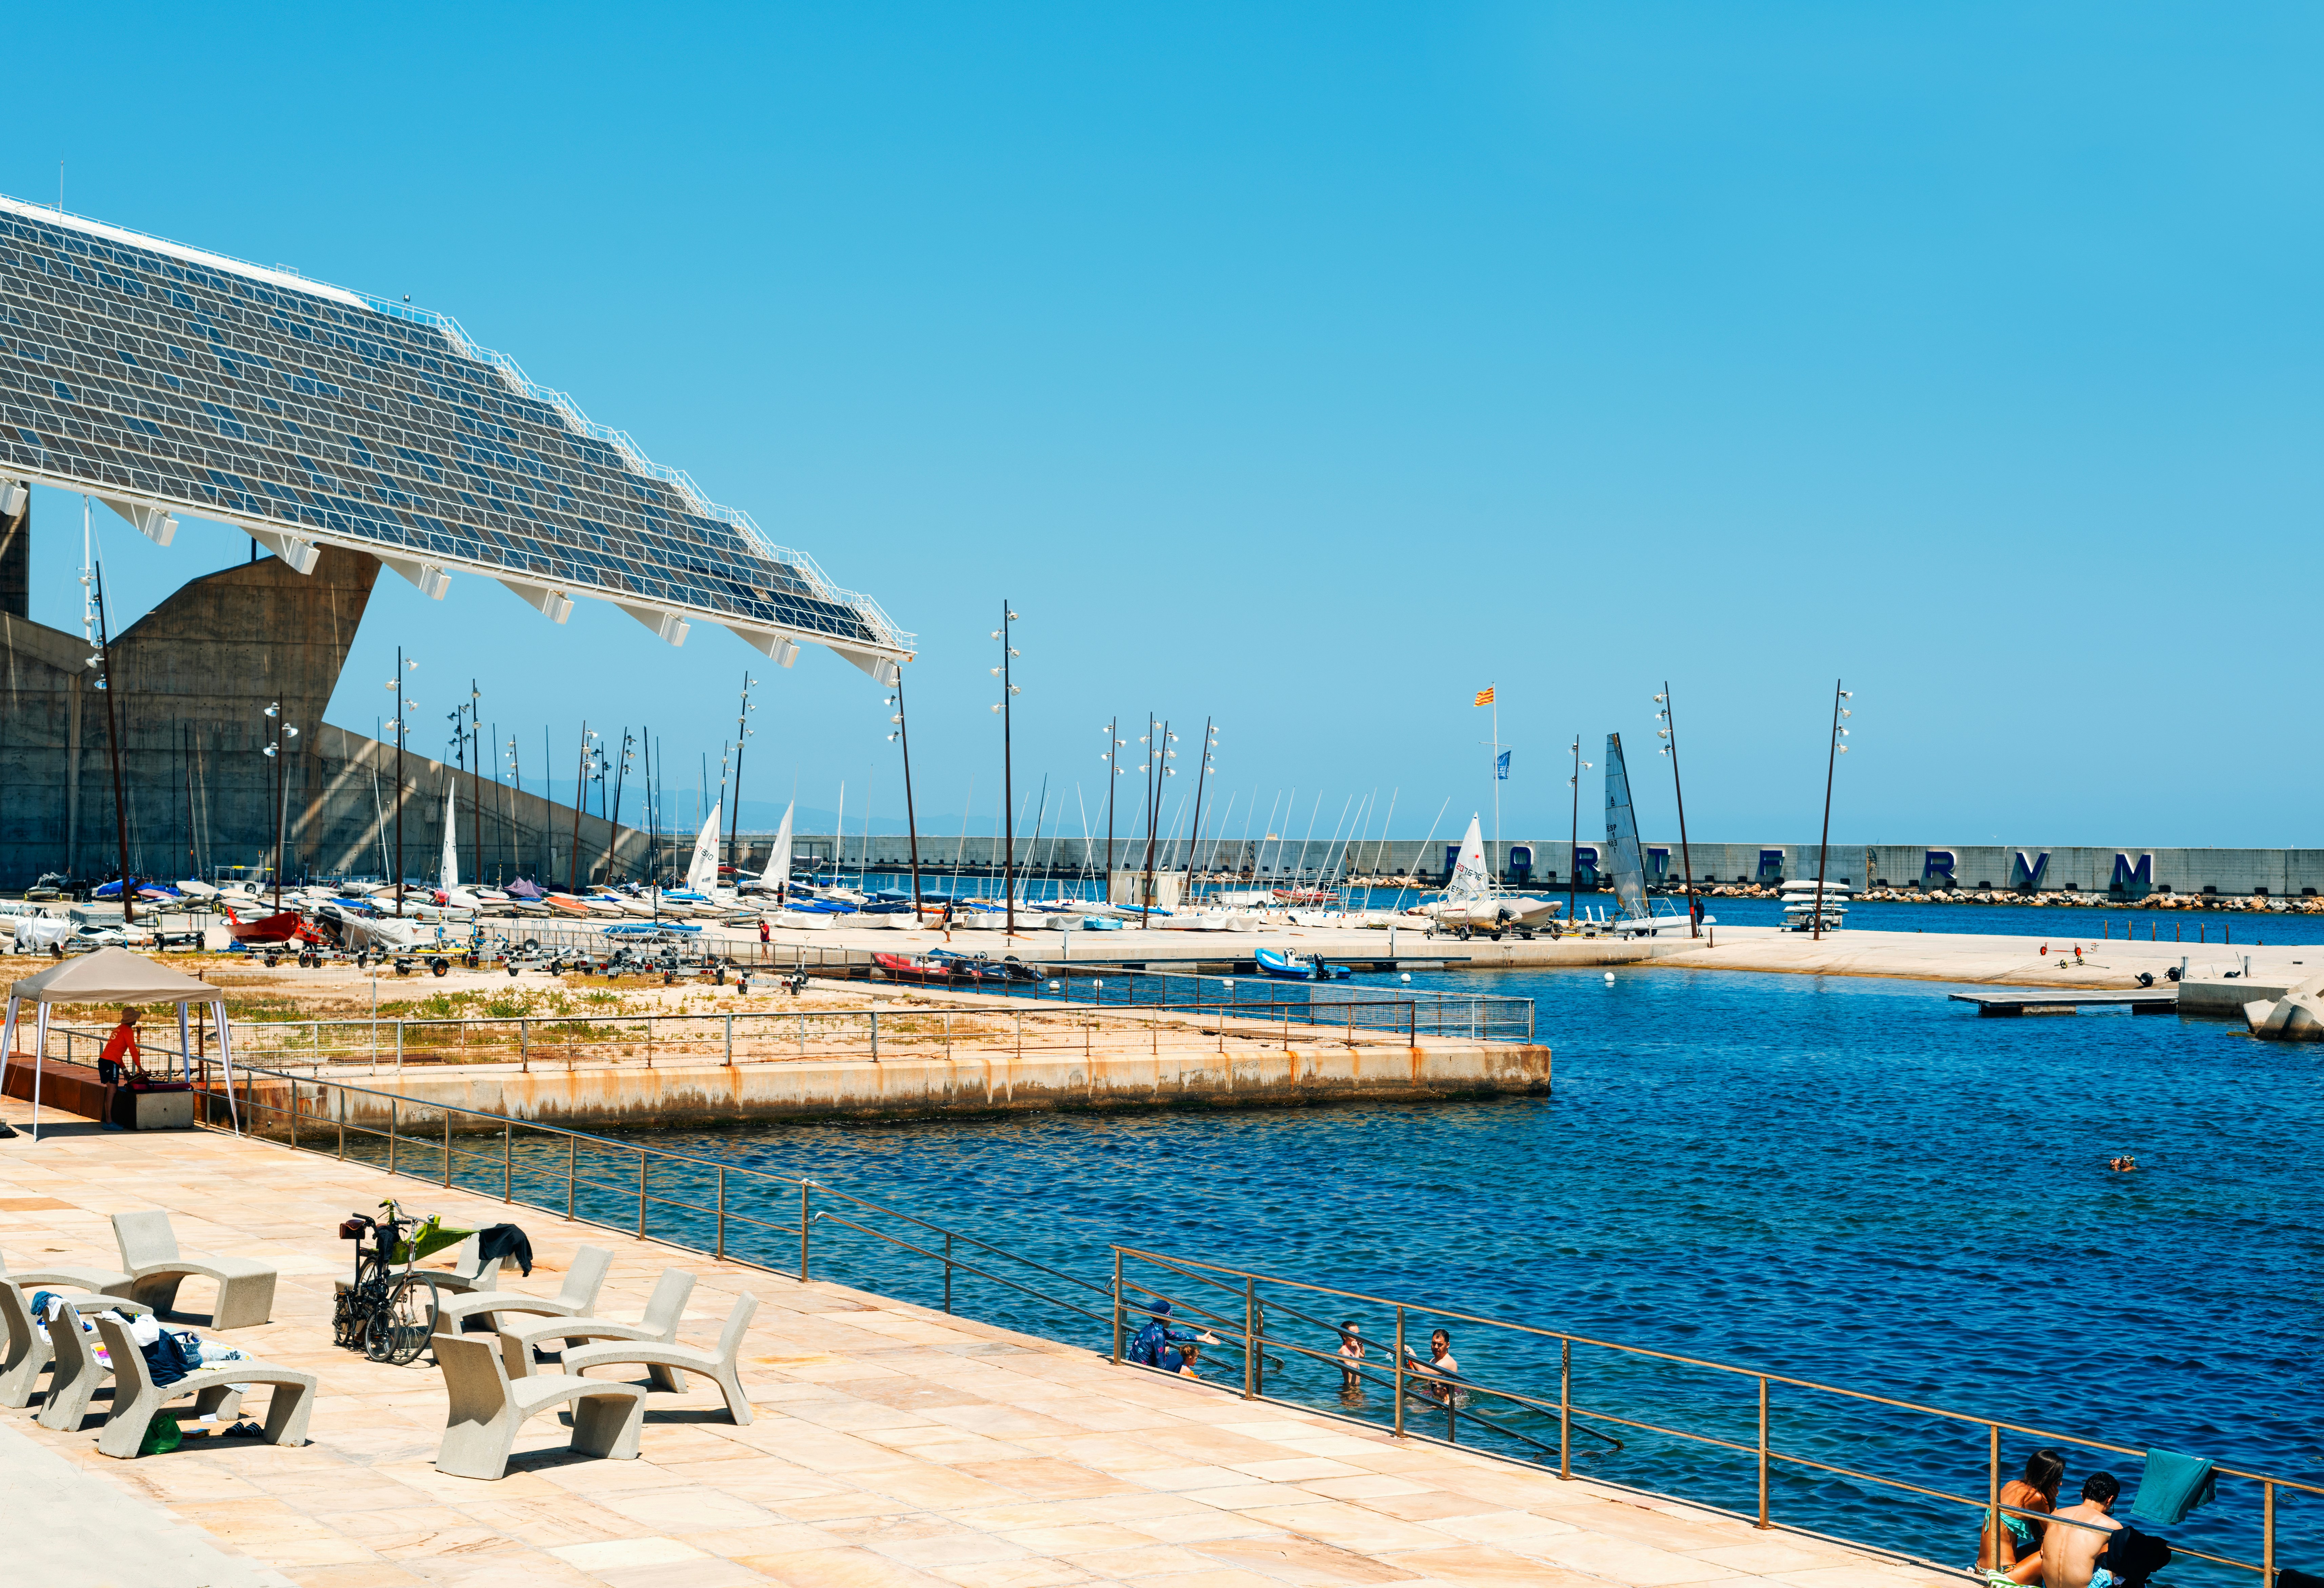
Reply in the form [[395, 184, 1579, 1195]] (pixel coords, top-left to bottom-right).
[[0, 1096, 1960, 1588]]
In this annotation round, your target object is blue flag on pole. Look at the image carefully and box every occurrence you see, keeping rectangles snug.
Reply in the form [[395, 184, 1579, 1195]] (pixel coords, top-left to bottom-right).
[[1496, 750, 1511, 780]]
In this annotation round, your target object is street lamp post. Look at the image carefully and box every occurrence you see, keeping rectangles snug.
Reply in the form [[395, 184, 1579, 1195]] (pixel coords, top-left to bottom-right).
[[729, 676, 759, 884], [887, 674, 923, 921], [261, 702, 299, 910], [386, 650, 417, 913]]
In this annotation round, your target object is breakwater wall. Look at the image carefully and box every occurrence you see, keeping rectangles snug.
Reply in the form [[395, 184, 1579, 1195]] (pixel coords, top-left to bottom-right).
[[753, 834, 2323, 900]]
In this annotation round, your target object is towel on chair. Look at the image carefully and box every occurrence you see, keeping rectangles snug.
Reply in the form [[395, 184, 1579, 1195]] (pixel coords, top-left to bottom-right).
[[477, 1223, 533, 1278], [2130, 1448, 2217, 1527]]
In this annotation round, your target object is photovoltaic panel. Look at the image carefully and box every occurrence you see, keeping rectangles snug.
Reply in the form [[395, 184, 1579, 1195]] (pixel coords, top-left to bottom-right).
[[0, 195, 909, 665]]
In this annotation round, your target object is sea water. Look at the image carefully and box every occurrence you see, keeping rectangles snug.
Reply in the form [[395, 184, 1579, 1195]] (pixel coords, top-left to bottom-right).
[[570, 967, 2319, 1575]]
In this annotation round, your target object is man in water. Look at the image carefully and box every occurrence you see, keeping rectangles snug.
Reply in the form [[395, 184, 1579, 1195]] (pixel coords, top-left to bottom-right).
[[2107, 1156, 2137, 1173], [2044, 1473, 2124, 1588], [1336, 1321, 1366, 1390], [1407, 1328, 1459, 1404]]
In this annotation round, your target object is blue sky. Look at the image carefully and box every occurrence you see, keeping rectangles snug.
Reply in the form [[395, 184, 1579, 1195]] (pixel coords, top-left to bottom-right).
[[10, 4, 2319, 846]]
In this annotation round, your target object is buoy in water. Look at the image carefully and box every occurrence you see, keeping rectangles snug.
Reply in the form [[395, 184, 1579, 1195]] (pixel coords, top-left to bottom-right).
[[1604, 972, 1615, 984]]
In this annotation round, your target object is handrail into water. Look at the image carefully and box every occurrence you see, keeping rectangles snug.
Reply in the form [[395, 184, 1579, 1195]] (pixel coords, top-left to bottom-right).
[[1108, 1246, 2310, 1587], [183, 1058, 1096, 1333]]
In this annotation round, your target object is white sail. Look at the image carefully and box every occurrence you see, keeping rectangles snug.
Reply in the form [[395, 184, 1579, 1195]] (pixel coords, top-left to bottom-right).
[[765, 801, 794, 896], [1602, 732, 1650, 921], [439, 786, 458, 891], [686, 802, 722, 892], [1445, 815, 1491, 898]]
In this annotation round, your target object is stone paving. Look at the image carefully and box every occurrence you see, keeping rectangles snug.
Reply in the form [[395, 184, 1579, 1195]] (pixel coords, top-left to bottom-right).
[[0, 1095, 1959, 1588]]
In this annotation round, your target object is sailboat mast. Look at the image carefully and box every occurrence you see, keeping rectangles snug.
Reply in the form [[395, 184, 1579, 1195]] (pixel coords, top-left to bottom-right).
[[1660, 682, 1698, 938], [1568, 735, 1581, 927], [1812, 678, 1846, 941]]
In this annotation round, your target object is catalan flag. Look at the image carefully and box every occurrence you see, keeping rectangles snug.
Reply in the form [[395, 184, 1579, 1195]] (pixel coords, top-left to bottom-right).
[[1474, 685, 1495, 707]]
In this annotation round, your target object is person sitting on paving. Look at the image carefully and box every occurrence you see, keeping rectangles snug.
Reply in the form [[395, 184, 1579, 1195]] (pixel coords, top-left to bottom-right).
[[1125, 1299, 1216, 1367], [2043, 1473, 2125, 1588]]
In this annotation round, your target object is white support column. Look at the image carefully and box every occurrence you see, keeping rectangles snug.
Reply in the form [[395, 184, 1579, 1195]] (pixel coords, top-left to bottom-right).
[[618, 603, 690, 647], [381, 556, 452, 600], [244, 525, 320, 573], [497, 579, 574, 623], [100, 496, 179, 547], [727, 628, 800, 667]]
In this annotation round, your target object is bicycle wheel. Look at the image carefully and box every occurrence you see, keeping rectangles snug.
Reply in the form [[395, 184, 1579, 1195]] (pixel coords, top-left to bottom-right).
[[363, 1272, 441, 1365]]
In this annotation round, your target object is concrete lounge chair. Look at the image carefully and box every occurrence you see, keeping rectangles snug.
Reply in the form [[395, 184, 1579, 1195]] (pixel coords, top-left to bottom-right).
[[0, 1245, 135, 1298], [428, 1234, 506, 1298], [88, 1310, 314, 1458], [1, 1278, 149, 1410], [36, 1296, 239, 1432], [111, 1211, 278, 1330], [434, 1244, 610, 1332], [495, 1266, 695, 1381], [561, 1291, 758, 1425], [431, 1331, 646, 1481]]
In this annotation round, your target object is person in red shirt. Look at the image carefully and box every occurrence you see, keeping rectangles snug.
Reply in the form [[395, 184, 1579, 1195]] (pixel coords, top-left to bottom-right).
[[98, 1007, 143, 1131]]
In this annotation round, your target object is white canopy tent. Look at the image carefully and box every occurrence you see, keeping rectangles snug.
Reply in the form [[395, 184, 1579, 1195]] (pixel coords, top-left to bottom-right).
[[0, 948, 239, 1143]]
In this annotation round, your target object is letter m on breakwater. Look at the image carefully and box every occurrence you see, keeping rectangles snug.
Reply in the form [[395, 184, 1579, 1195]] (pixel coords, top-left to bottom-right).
[[2010, 851, 2050, 890], [2110, 852, 2155, 897]]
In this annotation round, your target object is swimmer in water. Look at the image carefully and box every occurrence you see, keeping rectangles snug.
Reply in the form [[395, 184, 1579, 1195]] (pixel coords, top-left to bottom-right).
[[2107, 1156, 2137, 1173]]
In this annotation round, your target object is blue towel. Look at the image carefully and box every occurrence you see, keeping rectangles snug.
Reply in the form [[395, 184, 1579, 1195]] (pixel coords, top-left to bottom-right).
[[2130, 1449, 2217, 1527]]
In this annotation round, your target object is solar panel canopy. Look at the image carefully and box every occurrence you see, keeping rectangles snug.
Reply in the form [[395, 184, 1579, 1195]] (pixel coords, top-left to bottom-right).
[[0, 195, 909, 670]]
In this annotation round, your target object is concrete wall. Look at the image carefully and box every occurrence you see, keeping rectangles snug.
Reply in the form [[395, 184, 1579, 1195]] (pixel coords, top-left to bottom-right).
[[244, 1041, 1554, 1128], [0, 533, 657, 889], [761, 833, 2324, 898]]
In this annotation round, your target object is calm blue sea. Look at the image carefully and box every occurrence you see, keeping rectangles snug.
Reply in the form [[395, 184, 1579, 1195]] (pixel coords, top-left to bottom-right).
[[565, 965, 2319, 1576]]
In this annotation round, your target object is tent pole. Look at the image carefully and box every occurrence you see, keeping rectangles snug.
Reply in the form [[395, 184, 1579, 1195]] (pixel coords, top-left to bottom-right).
[[0, 997, 16, 1141], [33, 1004, 49, 1144]]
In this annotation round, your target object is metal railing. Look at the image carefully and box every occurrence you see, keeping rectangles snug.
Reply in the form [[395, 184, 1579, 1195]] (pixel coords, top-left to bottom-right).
[[1107, 1247, 2312, 1588], [189, 1060, 1105, 1334], [47, 987, 1517, 1077], [170, 1061, 2306, 1586]]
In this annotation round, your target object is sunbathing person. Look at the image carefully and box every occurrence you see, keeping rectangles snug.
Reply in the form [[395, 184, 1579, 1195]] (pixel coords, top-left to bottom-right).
[[2043, 1473, 2124, 1588], [1979, 1448, 2065, 1581]]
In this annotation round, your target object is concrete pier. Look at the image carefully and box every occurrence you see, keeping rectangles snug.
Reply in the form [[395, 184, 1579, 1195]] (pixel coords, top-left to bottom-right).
[[244, 1036, 1552, 1130]]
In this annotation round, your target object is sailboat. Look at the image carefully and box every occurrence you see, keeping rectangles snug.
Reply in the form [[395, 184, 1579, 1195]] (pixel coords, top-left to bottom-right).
[[1416, 815, 1562, 938], [1602, 732, 1708, 939], [739, 802, 793, 898]]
